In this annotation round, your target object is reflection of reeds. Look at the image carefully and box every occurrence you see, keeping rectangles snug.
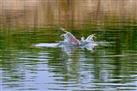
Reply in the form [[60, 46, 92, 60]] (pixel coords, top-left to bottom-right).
[[0, 0, 137, 28]]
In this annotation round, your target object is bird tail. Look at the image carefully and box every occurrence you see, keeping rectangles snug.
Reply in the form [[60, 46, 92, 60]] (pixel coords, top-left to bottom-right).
[[86, 34, 96, 41]]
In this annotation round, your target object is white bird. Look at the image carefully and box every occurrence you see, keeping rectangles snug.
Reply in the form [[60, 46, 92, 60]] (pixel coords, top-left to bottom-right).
[[80, 34, 96, 46], [59, 27, 80, 46], [80, 34, 98, 51]]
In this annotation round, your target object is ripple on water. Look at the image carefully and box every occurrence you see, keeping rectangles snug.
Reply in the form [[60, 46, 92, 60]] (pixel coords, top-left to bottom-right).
[[1, 30, 137, 91]]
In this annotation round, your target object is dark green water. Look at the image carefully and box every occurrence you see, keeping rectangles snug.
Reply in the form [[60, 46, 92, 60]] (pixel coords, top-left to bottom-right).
[[0, 27, 137, 91]]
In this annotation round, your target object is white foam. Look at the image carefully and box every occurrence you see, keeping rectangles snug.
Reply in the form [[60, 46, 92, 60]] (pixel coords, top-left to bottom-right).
[[34, 43, 59, 48]]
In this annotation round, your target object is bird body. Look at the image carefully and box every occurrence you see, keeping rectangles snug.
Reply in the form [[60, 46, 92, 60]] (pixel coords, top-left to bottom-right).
[[59, 27, 80, 46], [62, 32, 80, 46]]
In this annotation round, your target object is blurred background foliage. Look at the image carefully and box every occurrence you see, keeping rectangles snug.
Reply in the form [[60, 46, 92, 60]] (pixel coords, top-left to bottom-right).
[[0, 0, 137, 30]]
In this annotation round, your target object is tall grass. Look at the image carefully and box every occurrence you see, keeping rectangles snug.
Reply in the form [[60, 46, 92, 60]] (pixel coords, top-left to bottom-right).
[[0, 0, 137, 29]]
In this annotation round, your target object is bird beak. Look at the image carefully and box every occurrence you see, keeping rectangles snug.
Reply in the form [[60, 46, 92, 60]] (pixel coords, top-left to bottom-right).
[[60, 34, 65, 38]]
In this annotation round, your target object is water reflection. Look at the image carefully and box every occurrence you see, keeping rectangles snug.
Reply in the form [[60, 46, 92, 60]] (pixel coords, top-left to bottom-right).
[[0, 30, 137, 91]]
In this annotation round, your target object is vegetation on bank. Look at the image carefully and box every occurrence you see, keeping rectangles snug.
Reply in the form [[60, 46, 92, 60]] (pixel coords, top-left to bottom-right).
[[0, 0, 137, 29]]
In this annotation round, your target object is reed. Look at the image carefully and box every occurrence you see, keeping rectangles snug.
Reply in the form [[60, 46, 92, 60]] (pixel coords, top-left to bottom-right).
[[0, 0, 137, 29]]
